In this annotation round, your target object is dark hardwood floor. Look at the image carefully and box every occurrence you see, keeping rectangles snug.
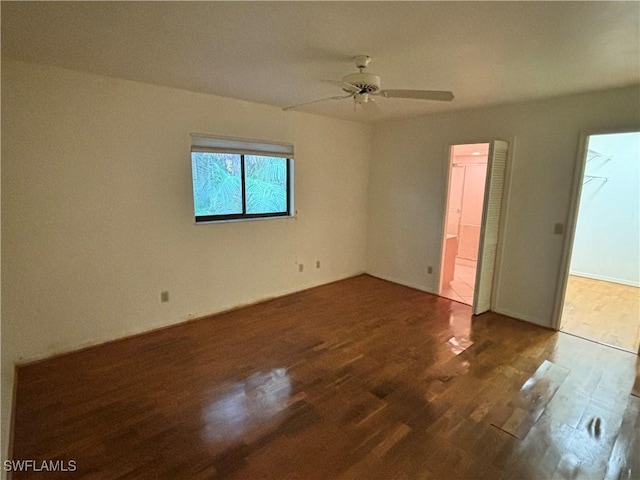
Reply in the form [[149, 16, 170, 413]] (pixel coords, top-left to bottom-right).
[[10, 275, 640, 479]]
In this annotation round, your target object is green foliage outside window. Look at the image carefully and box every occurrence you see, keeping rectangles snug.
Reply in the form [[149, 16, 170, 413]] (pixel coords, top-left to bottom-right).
[[192, 152, 290, 221]]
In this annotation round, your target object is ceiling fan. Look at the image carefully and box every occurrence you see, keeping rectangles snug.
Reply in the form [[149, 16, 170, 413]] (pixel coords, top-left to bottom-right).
[[283, 55, 454, 113]]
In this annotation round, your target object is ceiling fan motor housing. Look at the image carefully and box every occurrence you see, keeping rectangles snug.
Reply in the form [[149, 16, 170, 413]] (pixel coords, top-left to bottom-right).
[[342, 72, 381, 94]]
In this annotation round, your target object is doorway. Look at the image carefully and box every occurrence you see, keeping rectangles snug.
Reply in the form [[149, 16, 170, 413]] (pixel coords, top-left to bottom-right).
[[439, 143, 490, 306], [558, 131, 640, 353]]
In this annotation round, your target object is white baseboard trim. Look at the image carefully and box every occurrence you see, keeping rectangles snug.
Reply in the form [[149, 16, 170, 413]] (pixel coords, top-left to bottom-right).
[[365, 272, 433, 294], [492, 306, 554, 329], [14, 270, 368, 366], [569, 271, 639, 288], [367, 274, 556, 331]]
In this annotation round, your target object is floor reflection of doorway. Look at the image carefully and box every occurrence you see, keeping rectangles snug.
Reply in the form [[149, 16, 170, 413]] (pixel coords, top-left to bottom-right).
[[561, 275, 640, 352]]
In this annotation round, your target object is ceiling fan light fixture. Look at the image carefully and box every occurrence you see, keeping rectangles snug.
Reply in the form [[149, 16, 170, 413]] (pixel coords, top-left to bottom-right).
[[354, 93, 370, 104]]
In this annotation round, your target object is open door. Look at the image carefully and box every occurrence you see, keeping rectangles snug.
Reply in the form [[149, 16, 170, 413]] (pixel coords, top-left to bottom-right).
[[473, 140, 509, 315], [554, 130, 640, 353]]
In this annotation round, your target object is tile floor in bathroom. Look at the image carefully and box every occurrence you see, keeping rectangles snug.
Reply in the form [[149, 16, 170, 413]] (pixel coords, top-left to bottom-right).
[[440, 260, 476, 306]]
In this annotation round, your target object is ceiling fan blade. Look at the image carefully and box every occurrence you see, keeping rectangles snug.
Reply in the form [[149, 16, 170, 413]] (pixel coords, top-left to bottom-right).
[[282, 94, 353, 111], [379, 90, 454, 101]]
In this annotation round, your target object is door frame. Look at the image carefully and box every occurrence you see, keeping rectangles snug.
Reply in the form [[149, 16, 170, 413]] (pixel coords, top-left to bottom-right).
[[437, 143, 490, 299], [552, 126, 640, 354], [437, 139, 514, 311]]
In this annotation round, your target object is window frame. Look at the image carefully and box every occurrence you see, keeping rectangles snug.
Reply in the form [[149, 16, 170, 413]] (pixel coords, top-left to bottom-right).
[[190, 135, 294, 224]]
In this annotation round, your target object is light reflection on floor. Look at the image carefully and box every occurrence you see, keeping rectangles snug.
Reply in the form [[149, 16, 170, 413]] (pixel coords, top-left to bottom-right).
[[202, 368, 292, 444], [447, 309, 474, 355]]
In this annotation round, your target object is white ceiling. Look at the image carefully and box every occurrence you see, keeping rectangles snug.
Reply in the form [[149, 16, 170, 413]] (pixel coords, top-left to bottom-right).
[[2, 1, 639, 123]]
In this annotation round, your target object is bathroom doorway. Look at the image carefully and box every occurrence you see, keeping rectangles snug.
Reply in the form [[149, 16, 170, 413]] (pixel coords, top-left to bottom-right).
[[439, 143, 490, 306]]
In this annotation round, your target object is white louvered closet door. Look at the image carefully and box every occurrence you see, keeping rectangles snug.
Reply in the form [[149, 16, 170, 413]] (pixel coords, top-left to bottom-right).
[[473, 140, 509, 315]]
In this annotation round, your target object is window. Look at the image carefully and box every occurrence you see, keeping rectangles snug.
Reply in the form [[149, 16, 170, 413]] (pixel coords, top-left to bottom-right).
[[190, 134, 294, 223]]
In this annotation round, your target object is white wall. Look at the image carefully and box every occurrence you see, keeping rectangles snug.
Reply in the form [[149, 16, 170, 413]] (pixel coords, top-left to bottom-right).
[[570, 132, 640, 286], [1, 61, 371, 461], [2, 60, 639, 468], [367, 86, 640, 326]]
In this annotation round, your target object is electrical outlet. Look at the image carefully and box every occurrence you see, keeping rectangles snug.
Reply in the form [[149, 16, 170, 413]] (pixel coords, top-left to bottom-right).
[[427, 266, 433, 274], [316, 260, 321, 269], [298, 263, 304, 273], [161, 291, 169, 302]]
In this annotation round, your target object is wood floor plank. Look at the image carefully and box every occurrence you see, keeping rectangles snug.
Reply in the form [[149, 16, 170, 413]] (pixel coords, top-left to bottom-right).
[[561, 275, 640, 352], [605, 395, 640, 480], [492, 360, 569, 439], [9, 274, 640, 479]]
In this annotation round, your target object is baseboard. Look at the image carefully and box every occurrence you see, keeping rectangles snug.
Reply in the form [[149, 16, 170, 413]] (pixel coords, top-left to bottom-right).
[[569, 271, 639, 288], [492, 306, 553, 329], [15, 270, 367, 367], [354, 274, 554, 332], [365, 272, 433, 294]]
